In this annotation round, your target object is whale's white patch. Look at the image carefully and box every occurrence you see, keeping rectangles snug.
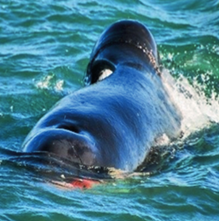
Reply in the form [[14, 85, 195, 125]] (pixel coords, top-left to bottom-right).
[[98, 69, 113, 81]]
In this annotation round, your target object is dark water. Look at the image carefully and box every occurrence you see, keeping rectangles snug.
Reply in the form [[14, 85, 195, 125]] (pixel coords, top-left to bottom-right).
[[1, 0, 219, 220]]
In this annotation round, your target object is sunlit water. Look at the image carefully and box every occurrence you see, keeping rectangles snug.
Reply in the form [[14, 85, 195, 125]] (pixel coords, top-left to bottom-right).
[[0, 0, 219, 220]]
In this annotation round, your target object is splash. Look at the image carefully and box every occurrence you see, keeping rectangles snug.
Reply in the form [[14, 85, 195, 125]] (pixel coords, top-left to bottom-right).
[[35, 74, 64, 92], [162, 68, 219, 138]]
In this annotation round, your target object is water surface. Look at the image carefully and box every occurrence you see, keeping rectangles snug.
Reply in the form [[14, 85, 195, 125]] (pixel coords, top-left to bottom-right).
[[0, 0, 219, 220]]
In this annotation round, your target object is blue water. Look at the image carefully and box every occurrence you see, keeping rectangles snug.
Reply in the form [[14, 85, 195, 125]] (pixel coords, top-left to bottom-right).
[[0, 0, 219, 220]]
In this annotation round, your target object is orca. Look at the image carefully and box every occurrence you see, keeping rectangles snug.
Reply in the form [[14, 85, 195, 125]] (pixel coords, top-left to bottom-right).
[[22, 20, 181, 172]]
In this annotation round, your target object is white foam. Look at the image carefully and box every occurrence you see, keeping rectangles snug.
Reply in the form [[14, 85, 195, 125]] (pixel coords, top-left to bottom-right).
[[35, 74, 64, 92], [36, 75, 53, 89], [162, 68, 219, 138]]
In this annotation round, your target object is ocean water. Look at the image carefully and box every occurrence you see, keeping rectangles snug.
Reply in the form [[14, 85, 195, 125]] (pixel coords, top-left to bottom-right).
[[0, 0, 219, 220]]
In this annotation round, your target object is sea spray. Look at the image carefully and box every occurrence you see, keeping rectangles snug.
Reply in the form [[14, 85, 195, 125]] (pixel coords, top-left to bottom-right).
[[162, 68, 219, 138]]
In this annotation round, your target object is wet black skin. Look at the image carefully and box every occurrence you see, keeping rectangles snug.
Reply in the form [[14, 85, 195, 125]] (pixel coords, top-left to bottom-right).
[[22, 20, 181, 172]]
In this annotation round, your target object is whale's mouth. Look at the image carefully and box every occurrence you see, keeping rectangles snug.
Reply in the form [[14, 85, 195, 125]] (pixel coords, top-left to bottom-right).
[[12, 152, 111, 178], [2, 148, 112, 188]]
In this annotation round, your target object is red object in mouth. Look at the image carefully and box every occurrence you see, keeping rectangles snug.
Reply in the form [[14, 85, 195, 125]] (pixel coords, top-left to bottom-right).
[[70, 178, 100, 189]]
